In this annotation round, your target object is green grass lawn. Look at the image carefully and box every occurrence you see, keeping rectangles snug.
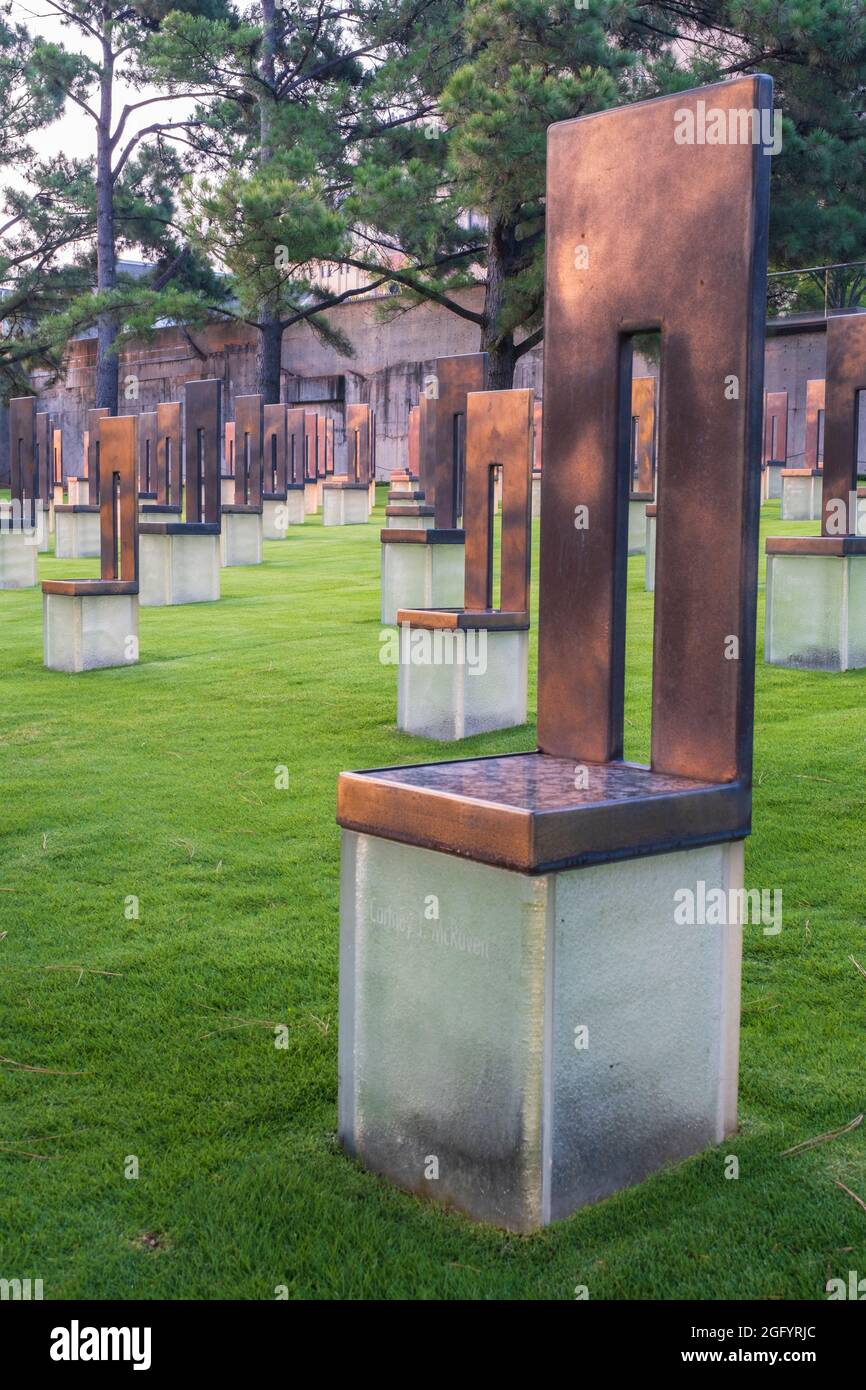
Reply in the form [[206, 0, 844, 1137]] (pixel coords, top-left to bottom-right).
[[1, 491, 864, 1300]]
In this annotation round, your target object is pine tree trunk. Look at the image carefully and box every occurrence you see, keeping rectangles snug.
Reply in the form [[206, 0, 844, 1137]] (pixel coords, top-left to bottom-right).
[[481, 216, 517, 390], [256, 316, 283, 402], [255, 0, 282, 403], [95, 33, 118, 413]]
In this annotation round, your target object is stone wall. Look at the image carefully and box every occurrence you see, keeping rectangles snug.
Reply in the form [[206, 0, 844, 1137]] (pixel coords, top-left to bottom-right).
[[6, 297, 858, 485], [6, 287, 545, 482]]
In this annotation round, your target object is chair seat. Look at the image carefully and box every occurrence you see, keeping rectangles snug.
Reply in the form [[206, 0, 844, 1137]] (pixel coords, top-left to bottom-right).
[[42, 579, 139, 597], [338, 751, 748, 874]]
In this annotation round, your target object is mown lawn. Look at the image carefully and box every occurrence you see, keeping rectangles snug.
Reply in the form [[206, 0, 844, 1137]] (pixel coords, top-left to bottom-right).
[[0, 492, 864, 1300]]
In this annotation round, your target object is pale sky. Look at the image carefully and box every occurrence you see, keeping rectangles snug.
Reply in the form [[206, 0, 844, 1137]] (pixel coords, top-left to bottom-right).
[[7, 0, 198, 255]]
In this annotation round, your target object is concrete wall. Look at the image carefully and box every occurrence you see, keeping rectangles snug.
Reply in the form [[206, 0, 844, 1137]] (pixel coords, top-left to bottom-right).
[[7, 301, 862, 485], [16, 288, 541, 482]]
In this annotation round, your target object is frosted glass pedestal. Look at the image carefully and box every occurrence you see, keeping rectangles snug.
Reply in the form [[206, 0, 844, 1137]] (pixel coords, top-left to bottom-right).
[[0, 528, 39, 588], [645, 506, 656, 592], [316, 479, 324, 510], [628, 496, 651, 554], [763, 461, 783, 501], [765, 548, 866, 670], [139, 529, 221, 606], [43, 591, 139, 673], [386, 505, 434, 531], [531, 472, 541, 520], [397, 626, 528, 740], [54, 506, 100, 559], [262, 497, 290, 540], [284, 487, 305, 525], [323, 483, 370, 526], [304, 483, 318, 515], [36, 507, 50, 553], [221, 476, 235, 507], [380, 536, 465, 626], [781, 470, 822, 521], [339, 831, 743, 1232], [220, 509, 263, 567]]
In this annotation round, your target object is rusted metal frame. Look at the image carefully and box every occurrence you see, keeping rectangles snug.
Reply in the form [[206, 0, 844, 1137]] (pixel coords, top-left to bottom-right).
[[462, 388, 533, 622], [819, 315, 866, 537], [538, 75, 771, 789], [428, 355, 489, 529], [99, 414, 139, 584], [138, 411, 158, 497], [804, 378, 825, 469], [86, 408, 109, 507], [155, 402, 182, 510], [287, 408, 305, 485], [35, 411, 53, 504], [629, 377, 656, 498], [185, 379, 222, 525], [233, 395, 264, 509], [762, 390, 787, 464], [8, 397, 37, 528], [263, 402, 288, 498], [304, 412, 318, 482]]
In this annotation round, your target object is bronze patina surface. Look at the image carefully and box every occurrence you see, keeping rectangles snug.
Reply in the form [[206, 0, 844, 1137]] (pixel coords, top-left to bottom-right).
[[86, 408, 109, 505], [231, 395, 264, 510], [304, 412, 318, 482], [407, 405, 420, 479], [263, 402, 288, 498], [819, 315, 866, 536], [287, 408, 305, 485], [346, 403, 373, 483], [426, 354, 488, 528], [533, 400, 543, 473], [317, 415, 327, 480], [326, 417, 335, 475], [184, 379, 222, 525], [630, 377, 656, 500], [763, 390, 787, 465], [340, 76, 771, 871], [8, 397, 37, 526], [138, 411, 157, 498], [155, 402, 182, 510], [35, 411, 53, 505], [52, 428, 63, 489], [44, 414, 139, 596], [398, 388, 533, 632], [804, 378, 825, 470], [224, 421, 236, 477]]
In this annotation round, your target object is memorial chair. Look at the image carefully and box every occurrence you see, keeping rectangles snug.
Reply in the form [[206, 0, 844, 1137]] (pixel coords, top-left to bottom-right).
[[761, 390, 788, 500], [284, 407, 306, 525], [628, 376, 656, 555], [780, 378, 823, 520], [380, 354, 486, 623], [303, 411, 319, 515], [766, 314, 866, 669], [323, 402, 372, 526], [395, 387, 533, 739], [221, 395, 264, 566], [2, 397, 40, 588], [42, 414, 140, 671], [338, 74, 771, 1231], [55, 408, 107, 559], [139, 380, 223, 605], [262, 403, 290, 540]]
